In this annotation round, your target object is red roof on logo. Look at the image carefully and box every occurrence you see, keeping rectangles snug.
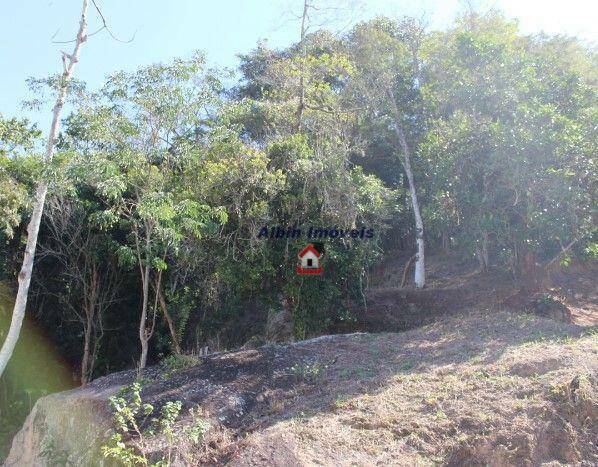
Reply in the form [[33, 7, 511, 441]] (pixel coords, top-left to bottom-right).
[[298, 244, 322, 258]]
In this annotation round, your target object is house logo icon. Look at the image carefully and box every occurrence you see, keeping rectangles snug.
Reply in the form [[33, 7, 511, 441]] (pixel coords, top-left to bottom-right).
[[296, 244, 323, 275]]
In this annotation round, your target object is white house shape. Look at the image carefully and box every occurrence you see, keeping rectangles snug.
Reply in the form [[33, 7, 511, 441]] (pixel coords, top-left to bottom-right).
[[297, 244, 323, 274], [300, 249, 319, 268]]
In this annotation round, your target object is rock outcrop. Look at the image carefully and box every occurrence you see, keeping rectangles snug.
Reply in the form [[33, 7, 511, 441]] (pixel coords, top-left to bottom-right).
[[3, 383, 115, 466]]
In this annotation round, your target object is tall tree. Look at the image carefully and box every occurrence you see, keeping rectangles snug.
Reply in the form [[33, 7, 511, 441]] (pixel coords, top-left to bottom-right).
[[75, 56, 227, 369], [293, 0, 363, 130], [231, 29, 395, 335], [346, 18, 427, 287], [39, 195, 121, 385], [420, 12, 597, 283], [0, 0, 89, 378]]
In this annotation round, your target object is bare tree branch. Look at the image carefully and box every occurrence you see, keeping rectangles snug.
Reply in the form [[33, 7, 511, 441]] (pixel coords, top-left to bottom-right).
[[52, 0, 135, 44]]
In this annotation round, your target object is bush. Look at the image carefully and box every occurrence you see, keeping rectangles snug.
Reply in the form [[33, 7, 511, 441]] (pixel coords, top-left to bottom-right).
[[101, 382, 208, 466]]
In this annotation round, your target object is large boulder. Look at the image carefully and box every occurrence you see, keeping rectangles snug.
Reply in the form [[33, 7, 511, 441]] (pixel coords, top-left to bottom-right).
[[3, 384, 115, 466]]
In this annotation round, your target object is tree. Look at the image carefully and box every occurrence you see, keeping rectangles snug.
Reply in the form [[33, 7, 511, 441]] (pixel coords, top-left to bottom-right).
[[290, 0, 362, 130], [346, 18, 428, 287], [231, 30, 396, 336], [1, 7, 595, 392], [0, 115, 41, 240], [420, 12, 597, 284], [0, 0, 89, 378], [39, 195, 121, 385], [74, 55, 227, 369]]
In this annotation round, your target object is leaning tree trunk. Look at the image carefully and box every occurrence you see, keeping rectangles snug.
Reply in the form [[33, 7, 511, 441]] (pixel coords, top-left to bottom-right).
[[388, 91, 426, 288], [0, 0, 89, 378], [158, 290, 181, 355]]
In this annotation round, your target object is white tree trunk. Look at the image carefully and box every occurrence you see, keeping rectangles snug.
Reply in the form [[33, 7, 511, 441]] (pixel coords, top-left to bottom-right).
[[139, 340, 149, 371], [0, 0, 89, 378], [388, 91, 425, 288]]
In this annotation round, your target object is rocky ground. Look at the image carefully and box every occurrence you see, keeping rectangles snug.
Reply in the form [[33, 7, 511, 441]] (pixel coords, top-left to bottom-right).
[[3, 259, 596, 465], [4, 308, 597, 466]]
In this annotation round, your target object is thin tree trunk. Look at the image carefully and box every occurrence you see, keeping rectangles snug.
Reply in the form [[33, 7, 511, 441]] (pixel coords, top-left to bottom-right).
[[139, 263, 150, 370], [157, 289, 181, 355], [388, 91, 425, 288], [139, 340, 149, 371], [296, 0, 309, 131], [441, 230, 450, 251], [520, 247, 537, 292], [0, 0, 89, 378], [81, 315, 92, 385], [543, 237, 582, 271], [81, 265, 98, 385], [476, 231, 490, 273], [401, 254, 417, 288]]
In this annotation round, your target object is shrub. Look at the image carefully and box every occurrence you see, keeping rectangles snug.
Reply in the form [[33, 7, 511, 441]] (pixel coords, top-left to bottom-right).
[[101, 382, 208, 466]]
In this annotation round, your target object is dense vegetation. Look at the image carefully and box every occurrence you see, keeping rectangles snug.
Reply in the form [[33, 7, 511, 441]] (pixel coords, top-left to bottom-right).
[[0, 10, 596, 452]]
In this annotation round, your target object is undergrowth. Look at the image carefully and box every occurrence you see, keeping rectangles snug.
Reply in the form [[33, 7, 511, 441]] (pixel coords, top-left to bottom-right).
[[101, 382, 208, 466]]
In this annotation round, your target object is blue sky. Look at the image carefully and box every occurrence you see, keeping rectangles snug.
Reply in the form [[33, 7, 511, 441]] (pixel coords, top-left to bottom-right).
[[1, 0, 596, 132]]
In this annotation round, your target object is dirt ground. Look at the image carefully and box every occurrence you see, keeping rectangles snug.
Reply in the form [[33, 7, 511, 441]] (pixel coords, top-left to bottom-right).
[[203, 311, 597, 466], [368, 254, 597, 327], [4, 259, 597, 466], [8, 306, 595, 466]]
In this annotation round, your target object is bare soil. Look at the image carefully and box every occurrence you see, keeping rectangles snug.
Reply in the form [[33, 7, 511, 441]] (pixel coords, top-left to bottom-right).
[[201, 311, 597, 466], [366, 254, 597, 328], [7, 307, 596, 466]]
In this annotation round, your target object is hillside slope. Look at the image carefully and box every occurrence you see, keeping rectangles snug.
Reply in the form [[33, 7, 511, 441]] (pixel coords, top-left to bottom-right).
[[4, 309, 597, 466]]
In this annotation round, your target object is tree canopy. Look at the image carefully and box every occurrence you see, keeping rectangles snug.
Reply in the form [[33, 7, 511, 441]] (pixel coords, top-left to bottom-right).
[[0, 10, 595, 410]]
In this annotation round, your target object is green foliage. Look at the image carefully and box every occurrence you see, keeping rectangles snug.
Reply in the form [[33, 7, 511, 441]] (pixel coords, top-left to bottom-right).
[[102, 382, 155, 466], [584, 242, 598, 260], [183, 407, 209, 445], [161, 354, 199, 372], [416, 13, 596, 268], [560, 255, 572, 267], [102, 382, 206, 466], [0, 114, 40, 238], [291, 361, 327, 383], [2, 11, 596, 454], [0, 114, 40, 156], [101, 432, 147, 466], [156, 400, 182, 448]]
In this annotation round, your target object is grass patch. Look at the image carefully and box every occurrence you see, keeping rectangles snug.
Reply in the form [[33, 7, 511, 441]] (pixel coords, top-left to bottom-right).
[[161, 354, 201, 379]]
